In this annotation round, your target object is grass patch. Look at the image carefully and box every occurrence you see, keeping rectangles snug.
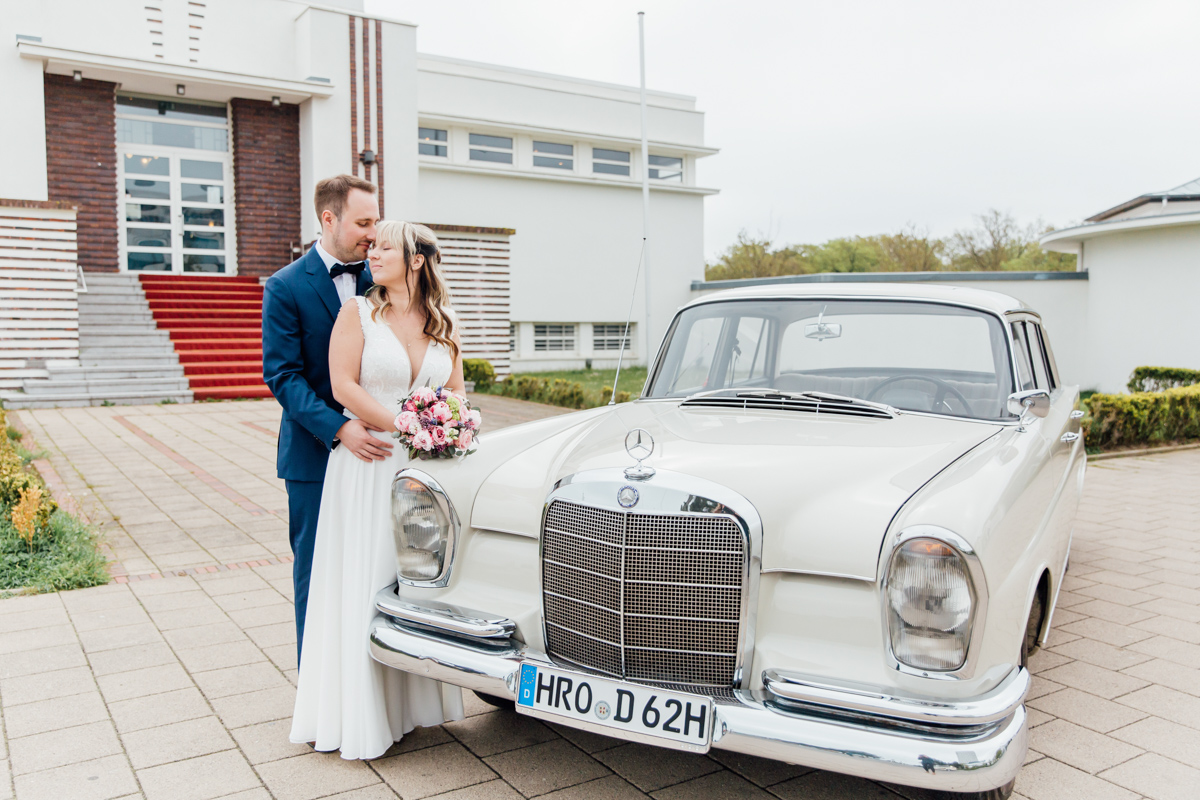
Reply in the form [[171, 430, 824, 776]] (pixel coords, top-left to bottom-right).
[[0, 507, 110, 595], [493, 366, 648, 408]]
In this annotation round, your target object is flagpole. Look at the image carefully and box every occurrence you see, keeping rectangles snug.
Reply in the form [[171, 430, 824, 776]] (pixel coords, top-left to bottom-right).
[[638, 11, 652, 363]]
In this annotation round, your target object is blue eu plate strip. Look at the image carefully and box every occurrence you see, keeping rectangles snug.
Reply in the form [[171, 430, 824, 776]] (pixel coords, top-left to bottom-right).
[[518, 664, 537, 707]]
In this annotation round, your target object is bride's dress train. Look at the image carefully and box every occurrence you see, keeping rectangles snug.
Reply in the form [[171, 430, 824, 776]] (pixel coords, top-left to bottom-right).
[[290, 296, 464, 759]]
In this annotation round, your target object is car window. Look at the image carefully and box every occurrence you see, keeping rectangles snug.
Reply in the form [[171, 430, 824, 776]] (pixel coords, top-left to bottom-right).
[[726, 316, 770, 387], [1024, 323, 1052, 391], [662, 316, 725, 395], [1010, 322, 1036, 391], [1033, 324, 1059, 389]]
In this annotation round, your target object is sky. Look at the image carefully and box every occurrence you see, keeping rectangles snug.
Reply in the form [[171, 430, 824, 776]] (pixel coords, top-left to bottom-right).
[[365, 0, 1200, 260]]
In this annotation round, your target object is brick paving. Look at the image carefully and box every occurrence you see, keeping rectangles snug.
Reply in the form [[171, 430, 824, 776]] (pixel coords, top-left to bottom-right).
[[2, 399, 1199, 799]]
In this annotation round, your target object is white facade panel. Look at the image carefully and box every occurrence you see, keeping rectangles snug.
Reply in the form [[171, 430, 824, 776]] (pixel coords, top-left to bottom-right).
[[0, 8, 49, 201]]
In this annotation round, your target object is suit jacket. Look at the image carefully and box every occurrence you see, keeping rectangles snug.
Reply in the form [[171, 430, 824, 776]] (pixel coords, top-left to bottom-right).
[[262, 246, 373, 481]]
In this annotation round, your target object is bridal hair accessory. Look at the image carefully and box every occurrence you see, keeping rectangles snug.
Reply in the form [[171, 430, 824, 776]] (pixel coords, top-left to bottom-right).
[[393, 385, 481, 460]]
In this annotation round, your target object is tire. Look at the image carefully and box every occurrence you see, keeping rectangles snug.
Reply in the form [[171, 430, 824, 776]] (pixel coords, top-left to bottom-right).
[[924, 780, 1015, 800], [473, 691, 515, 712], [1021, 588, 1045, 669]]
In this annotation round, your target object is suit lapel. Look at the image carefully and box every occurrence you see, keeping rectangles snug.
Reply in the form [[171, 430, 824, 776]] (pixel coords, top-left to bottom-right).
[[356, 268, 374, 297], [303, 247, 342, 321]]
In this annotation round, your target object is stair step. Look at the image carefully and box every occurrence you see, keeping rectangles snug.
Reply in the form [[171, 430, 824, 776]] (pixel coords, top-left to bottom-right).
[[47, 365, 185, 380], [142, 285, 263, 295], [167, 328, 260, 340], [186, 373, 266, 389], [153, 310, 262, 320], [80, 355, 182, 367], [78, 325, 162, 336], [177, 349, 262, 363], [192, 385, 273, 400], [22, 377, 192, 394], [182, 360, 262, 375], [79, 337, 172, 350], [140, 275, 260, 284], [156, 320, 261, 330], [172, 339, 261, 351], [0, 389, 194, 409], [147, 300, 263, 311]]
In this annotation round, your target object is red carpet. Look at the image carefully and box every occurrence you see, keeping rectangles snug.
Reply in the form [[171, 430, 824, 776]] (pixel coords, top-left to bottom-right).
[[140, 274, 272, 401]]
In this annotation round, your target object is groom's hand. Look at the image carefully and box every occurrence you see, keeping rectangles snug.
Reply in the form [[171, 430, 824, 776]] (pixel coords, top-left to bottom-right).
[[336, 419, 394, 462]]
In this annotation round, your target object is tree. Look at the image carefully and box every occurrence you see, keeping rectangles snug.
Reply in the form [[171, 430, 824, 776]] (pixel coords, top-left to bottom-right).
[[704, 231, 808, 281], [875, 225, 948, 272]]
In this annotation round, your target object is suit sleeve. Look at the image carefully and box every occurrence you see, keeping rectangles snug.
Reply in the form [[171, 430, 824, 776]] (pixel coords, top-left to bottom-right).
[[262, 277, 347, 449]]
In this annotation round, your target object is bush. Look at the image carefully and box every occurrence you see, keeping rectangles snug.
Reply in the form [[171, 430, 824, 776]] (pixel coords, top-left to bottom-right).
[[492, 375, 588, 409], [601, 386, 632, 404], [1084, 385, 1200, 450], [1127, 366, 1200, 394], [463, 359, 496, 390]]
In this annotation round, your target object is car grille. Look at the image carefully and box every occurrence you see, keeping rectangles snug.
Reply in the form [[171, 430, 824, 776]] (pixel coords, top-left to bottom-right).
[[541, 499, 746, 688]]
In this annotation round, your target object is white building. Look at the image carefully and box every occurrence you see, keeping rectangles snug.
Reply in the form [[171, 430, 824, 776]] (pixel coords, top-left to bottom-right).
[[0, 0, 717, 402]]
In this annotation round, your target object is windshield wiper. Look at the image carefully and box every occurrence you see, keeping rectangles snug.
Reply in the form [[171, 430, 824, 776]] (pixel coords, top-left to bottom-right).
[[733, 388, 898, 415]]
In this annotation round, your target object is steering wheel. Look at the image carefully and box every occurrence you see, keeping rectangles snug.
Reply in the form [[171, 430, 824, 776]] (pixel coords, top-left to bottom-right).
[[866, 375, 972, 415]]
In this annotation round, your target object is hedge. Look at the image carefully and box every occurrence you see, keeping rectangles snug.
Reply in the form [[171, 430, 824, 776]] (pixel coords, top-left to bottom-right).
[[1084, 385, 1200, 450], [1127, 366, 1200, 393], [492, 375, 587, 409], [463, 359, 496, 390]]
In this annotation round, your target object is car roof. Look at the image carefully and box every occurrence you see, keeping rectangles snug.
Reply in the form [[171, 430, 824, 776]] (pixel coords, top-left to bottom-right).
[[683, 282, 1036, 316]]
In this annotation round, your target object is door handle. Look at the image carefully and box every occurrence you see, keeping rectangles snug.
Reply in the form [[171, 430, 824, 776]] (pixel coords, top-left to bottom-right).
[[1069, 410, 1085, 420], [1061, 432, 1080, 443]]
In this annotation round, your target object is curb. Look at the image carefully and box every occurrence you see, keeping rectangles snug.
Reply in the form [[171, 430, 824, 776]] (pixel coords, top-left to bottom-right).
[[1091, 441, 1200, 461]]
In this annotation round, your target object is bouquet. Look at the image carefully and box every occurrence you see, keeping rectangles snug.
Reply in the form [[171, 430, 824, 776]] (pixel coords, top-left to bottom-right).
[[393, 385, 481, 460]]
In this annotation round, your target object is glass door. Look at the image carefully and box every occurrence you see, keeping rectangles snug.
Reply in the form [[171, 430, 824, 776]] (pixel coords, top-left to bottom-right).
[[117, 94, 235, 274]]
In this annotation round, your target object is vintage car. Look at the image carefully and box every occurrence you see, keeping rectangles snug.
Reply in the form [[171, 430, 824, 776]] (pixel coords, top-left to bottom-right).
[[369, 284, 1085, 800]]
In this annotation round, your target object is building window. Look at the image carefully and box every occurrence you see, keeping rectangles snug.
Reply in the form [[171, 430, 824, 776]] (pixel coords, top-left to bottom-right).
[[534, 324, 575, 352], [533, 141, 573, 170], [509, 323, 517, 352], [649, 154, 683, 182], [469, 133, 513, 164], [116, 93, 233, 274], [594, 324, 632, 351], [593, 147, 630, 176], [419, 127, 447, 157]]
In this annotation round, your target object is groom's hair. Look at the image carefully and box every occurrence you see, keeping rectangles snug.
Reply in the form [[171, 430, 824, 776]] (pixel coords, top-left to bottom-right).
[[314, 175, 377, 222]]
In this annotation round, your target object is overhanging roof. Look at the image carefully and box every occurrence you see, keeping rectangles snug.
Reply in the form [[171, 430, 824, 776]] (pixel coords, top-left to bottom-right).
[[1087, 176, 1200, 222]]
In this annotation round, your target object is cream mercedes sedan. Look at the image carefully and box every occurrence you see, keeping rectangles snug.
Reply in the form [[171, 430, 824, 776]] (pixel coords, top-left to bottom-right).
[[369, 284, 1085, 800]]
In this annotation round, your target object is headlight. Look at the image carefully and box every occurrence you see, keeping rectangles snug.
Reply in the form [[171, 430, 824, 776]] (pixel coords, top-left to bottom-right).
[[391, 470, 458, 586], [885, 536, 976, 671]]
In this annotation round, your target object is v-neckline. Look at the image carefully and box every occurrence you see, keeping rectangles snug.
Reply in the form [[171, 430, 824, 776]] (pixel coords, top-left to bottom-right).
[[380, 314, 432, 392]]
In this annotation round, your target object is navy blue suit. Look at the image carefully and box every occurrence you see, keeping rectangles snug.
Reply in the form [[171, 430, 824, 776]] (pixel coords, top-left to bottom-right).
[[262, 246, 372, 660]]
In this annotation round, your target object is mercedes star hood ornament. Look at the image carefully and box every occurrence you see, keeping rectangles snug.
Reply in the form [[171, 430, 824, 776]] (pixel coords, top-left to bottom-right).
[[624, 428, 656, 480]]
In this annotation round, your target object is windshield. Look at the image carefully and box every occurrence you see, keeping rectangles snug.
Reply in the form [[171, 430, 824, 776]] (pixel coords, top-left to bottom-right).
[[646, 299, 1016, 420]]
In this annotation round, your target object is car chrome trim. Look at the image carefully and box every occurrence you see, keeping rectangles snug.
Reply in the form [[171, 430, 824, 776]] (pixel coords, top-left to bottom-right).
[[375, 585, 515, 640], [762, 665, 1028, 728], [392, 468, 459, 588], [759, 567, 876, 582], [879, 525, 990, 681], [368, 608, 1026, 793], [543, 468, 763, 690]]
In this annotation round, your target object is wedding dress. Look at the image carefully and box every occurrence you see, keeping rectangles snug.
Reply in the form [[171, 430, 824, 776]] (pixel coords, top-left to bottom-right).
[[290, 296, 464, 759]]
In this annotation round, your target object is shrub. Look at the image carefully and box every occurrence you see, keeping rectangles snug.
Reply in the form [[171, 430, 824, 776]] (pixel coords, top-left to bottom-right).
[[0, 506, 109, 593], [462, 359, 496, 390], [600, 387, 633, 404], [492, 375, 588, 410], [1127, 366, 1200, 393], [1084, 385, 1200, 450]]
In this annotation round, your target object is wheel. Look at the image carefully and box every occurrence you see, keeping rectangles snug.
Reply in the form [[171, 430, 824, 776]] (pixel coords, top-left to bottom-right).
[[865, 375, 973, 415], [923, 780, 1015, 800], [1021, 588, 1045, 668], [473, 691, 515, 712]]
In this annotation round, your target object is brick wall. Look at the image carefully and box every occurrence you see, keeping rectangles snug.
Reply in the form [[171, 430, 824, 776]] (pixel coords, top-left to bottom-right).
[[230, 99, 301, 277], [44, 74, 119, 273]]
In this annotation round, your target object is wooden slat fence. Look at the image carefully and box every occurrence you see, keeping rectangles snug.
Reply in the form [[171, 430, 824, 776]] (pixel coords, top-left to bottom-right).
[[430, 226, 512, 377], [0, 200, 80, 390]]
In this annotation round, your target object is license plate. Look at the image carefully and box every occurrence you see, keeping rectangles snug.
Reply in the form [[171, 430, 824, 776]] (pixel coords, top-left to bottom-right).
[[514, 663, 712, 751]]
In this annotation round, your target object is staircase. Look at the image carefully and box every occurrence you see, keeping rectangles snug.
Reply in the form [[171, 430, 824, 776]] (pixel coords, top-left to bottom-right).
[[140, 274, 272, 401], [0, 273, 193, 408]]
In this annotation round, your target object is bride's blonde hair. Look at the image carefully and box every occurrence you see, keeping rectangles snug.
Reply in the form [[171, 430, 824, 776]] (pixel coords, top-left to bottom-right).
[[365, 221, 458, 361]]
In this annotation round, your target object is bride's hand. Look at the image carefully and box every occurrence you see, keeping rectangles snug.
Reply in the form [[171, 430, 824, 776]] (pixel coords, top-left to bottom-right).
[[336, 419, 394, 462]]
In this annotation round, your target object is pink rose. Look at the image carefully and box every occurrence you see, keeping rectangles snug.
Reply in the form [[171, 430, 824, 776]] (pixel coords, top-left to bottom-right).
[[412, 386, 436, 405], [395, 411, 419, 434], [419, 409, 435, 423], [430, 425, 448, 446], [467, 409, 482, 428], [430, 402, 452, 423], [411, 429, 434, 451], [457, 430, 473, 450], [404, 400, 416, 412]]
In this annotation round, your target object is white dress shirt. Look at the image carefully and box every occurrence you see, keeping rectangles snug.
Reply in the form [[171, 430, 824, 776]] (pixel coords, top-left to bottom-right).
[[312, 239, 360, 305]]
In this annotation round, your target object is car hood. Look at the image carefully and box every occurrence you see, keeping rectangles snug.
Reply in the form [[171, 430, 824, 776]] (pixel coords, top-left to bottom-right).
[[470, 401, 1001, 580]]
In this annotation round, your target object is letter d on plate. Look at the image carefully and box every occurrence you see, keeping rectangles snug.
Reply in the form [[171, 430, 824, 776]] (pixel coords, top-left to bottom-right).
[[518, 664, 537, 707]]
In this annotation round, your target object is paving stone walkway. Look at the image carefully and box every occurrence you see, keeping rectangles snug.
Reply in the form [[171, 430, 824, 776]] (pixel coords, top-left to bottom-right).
[[2, 400, 1199, 800]]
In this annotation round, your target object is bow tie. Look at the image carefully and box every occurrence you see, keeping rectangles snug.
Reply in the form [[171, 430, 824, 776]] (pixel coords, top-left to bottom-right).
[[329, 261, 365, 279]]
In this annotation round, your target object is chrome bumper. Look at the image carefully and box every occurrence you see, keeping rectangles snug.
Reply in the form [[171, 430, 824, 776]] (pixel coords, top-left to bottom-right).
[[369, 589, 1028, 794]]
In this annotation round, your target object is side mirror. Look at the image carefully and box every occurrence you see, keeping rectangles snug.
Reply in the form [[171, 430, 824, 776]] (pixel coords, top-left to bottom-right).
[[1007, 389, 1050, 419]]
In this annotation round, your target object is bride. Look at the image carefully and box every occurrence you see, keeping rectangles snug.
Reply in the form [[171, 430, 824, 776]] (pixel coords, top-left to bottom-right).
[[290, 221, 466, 759]]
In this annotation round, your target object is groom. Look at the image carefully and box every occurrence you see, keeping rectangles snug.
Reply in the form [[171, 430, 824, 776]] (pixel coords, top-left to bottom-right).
[[263, 174, 394, 662]]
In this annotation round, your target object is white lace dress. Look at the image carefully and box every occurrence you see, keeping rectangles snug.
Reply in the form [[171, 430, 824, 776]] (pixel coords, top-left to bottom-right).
[[290, 296, 464, 759]]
